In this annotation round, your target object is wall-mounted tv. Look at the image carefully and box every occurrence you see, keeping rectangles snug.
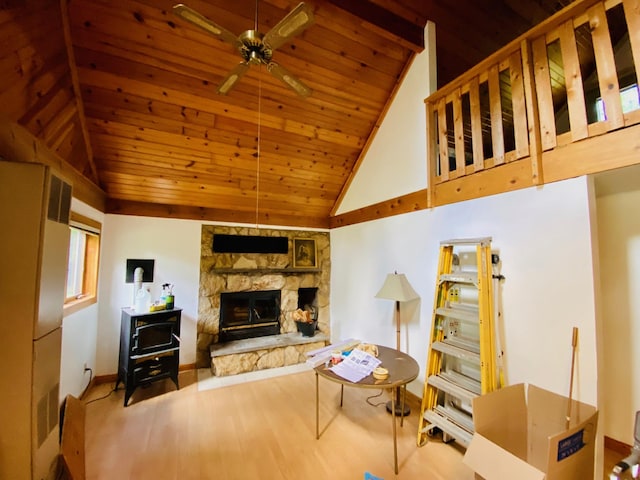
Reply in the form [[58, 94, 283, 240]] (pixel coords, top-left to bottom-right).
[[212, 234, 288, 254]]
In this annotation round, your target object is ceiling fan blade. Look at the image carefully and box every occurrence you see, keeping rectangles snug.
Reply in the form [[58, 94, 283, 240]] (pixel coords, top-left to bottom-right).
[[267, 62, 312, 97], [173, 4, 241, 48], [263, 2, 314, 51], [216, 62, 250, 95]]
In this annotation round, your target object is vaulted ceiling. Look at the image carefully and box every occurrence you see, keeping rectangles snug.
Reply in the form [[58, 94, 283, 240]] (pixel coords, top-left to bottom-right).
[[2, 0, 574, 228]]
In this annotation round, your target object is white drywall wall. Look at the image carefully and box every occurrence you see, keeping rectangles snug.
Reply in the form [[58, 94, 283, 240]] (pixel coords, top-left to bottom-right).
[[96, 215, 201, 375], [596, 173, 640, 444], [331, 177, 599, 405], [336, 22, 436, 213]]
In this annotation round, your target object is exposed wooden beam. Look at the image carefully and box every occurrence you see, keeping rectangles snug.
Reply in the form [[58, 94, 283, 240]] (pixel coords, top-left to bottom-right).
[[330, 189, 427, 228], [60, 0, 99, 183], [542, 123, 640, 182], [0, 115, 106, 211], [331, 53, 417, 216], [324, 0, 425, 52], [106, 199, 331, 229]]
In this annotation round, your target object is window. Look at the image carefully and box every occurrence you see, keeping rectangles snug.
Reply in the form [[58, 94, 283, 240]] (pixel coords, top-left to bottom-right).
[[595, 84, 640, 121], [64, 212, 101, 315]]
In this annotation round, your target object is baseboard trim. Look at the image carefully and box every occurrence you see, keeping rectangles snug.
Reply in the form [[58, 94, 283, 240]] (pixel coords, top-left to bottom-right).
[[605, 435, 632, 455], [94, 373, 118, 385]]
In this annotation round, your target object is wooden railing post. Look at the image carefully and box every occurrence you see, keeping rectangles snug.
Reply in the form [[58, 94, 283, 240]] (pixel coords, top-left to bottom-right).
[[426, 101, 437, 209], [437, 97, 449, 181], [509, 50, 530, 160], [520, 39, 544, 185], [468, 78, 484, 171], [488, 65, 505, 165], [558, 19, 588, 142], [589, 2, 624, 131]]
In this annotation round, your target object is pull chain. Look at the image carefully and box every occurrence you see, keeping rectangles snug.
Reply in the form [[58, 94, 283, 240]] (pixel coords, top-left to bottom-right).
[[255, 68, 262, 228], [254, 0, 261, 228], [254, 0, 258, 31]]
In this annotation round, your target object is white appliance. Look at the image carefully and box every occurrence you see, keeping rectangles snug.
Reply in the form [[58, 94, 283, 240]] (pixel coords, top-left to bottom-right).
[[0, 160, 71, 480]]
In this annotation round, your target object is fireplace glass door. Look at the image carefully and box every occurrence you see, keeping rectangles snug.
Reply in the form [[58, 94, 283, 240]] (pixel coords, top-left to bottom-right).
[[219, 290, 281, 342]]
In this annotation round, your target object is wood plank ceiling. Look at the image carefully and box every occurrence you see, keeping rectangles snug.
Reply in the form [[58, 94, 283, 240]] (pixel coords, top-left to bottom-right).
[[50, 1, 575, 227]]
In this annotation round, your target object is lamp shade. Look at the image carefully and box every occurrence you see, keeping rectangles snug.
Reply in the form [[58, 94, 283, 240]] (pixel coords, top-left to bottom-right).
[[375, 273, 419, 302]]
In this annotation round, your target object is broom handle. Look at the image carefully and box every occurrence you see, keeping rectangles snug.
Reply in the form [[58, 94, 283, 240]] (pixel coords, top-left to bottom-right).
[[566, 327, 578, 429]]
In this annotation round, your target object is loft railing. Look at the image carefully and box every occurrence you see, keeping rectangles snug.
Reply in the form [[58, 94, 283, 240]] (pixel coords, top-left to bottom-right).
[[426, 0, 640, 206]]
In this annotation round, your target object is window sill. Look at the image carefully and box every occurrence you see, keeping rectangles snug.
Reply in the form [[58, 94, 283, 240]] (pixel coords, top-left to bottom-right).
[[64, 295, 97, 317]]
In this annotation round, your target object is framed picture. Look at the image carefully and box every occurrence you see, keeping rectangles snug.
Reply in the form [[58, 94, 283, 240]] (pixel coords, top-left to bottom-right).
[[293, 238, 317, 268]]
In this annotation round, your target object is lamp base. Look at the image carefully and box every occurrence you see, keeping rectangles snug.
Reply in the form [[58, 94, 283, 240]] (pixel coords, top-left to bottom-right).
[[386, 400, 411, 417]]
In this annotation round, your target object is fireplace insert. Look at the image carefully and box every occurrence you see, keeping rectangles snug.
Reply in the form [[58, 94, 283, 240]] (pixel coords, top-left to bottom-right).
[[117, 308, 181, 406], [219, 290, 281, 342], [133, 319, 179, 356]]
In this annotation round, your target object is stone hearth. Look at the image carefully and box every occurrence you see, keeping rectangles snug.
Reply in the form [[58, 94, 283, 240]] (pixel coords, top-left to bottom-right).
[[210, 332, 329, 376], [197, 225, 331, 373]]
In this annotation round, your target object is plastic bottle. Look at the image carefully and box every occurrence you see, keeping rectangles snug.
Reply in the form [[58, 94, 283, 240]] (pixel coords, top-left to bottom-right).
[[134, 287, 150, 312]]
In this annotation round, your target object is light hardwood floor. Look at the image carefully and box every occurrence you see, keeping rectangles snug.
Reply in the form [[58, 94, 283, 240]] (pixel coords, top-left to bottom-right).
[[83, 368, 473, 479], [83, 368, 624, 479]]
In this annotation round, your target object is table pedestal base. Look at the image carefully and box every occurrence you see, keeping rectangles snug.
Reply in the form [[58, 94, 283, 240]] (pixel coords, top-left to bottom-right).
[[386, 400, 410, 416]]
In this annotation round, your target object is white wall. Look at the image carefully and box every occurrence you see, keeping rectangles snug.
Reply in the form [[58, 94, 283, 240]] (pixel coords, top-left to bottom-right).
[[596, 168, 640, 444], [96, 215, 201, 375], [331, 177, 599, 406], [92, 195, 601, 401], [336, 22, 436, 212], [60, 199, 103, 399]]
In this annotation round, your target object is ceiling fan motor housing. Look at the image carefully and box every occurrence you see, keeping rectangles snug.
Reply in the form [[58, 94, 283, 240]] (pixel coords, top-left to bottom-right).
[[239, 30, 273, 65]]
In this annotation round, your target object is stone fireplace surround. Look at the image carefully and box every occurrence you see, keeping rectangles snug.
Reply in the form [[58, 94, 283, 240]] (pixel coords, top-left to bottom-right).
[[197, 225, 330, 373]]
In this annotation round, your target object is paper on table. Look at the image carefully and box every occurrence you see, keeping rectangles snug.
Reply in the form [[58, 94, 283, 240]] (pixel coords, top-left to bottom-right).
[[330, 348, 381, 382]]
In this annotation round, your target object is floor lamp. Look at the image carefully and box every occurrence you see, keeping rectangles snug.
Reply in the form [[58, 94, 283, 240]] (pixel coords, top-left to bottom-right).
[[375, 272, 419, 416]]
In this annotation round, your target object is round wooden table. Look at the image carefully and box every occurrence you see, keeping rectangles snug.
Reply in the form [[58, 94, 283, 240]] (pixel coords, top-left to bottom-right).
[[314, 345, 419, 474]]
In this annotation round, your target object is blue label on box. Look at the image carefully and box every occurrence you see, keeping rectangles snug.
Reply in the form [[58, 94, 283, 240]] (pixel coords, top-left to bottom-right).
[[364, 473, 383, 480], [557, 429, 585, 461]]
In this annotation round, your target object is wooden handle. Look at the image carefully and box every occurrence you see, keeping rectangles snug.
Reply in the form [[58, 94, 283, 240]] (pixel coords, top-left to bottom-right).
[[566, 327, 579, 428]]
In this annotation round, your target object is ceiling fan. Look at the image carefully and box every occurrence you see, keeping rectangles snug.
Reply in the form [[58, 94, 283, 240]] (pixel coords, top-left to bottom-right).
[[173, 2, 314, 97]]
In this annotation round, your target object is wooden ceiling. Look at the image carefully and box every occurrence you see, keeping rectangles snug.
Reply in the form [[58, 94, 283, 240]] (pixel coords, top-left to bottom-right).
[[5, 0, 576, 228]]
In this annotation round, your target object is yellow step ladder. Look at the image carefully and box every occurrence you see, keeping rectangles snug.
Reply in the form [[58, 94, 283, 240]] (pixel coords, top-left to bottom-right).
[[417, 237, 501, 447]]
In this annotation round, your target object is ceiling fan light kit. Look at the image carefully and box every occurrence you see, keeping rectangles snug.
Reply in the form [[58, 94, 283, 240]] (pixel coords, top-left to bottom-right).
[[173, 2, 314, 97]]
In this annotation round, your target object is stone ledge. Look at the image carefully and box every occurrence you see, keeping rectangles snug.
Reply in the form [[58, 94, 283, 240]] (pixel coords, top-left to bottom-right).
[[209, 332, 330, 376], [210, 332, 330, 357]]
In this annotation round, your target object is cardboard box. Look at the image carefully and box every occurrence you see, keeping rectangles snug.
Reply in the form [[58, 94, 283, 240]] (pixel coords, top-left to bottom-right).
[[463, 383, 598, 480]]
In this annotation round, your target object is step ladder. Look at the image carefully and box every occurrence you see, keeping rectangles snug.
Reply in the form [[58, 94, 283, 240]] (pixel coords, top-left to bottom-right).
[[417, 237, 501, 447]]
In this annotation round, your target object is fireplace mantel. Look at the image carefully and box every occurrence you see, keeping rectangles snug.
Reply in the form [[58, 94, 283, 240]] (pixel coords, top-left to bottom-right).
[[211, 267, 321, 274]]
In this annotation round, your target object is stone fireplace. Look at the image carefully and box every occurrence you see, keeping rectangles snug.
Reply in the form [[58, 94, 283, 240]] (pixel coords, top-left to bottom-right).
[[197, 225, 330, 373]]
